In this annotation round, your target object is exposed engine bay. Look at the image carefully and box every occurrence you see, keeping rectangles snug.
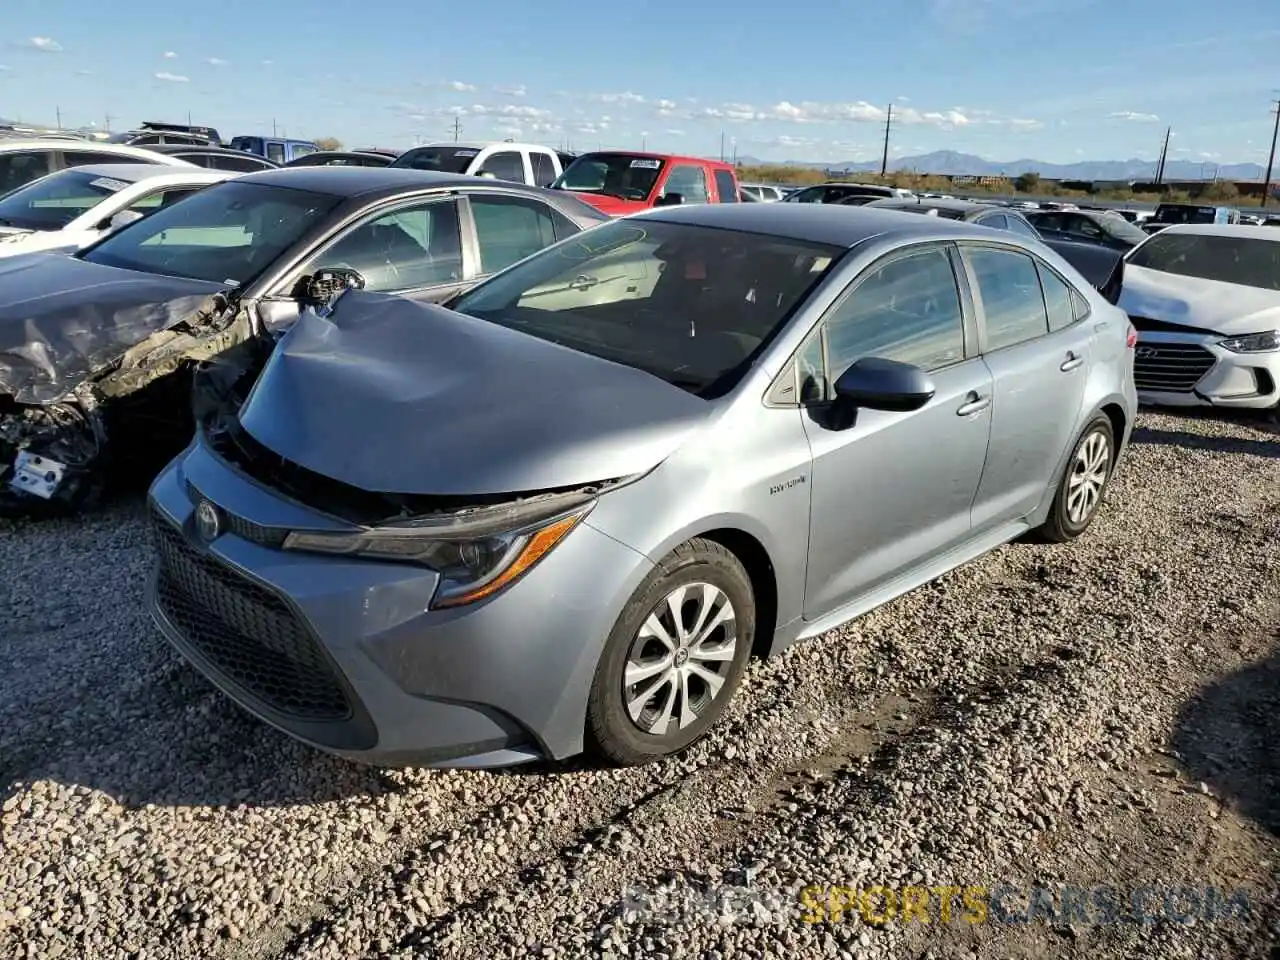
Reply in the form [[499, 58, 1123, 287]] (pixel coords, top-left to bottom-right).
[[0, 292, 255, 516]]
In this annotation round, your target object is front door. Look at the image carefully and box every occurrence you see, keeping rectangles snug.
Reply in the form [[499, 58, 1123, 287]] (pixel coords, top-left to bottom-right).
[[960, 244, 1093, 529], [801, 242, 993, 619]]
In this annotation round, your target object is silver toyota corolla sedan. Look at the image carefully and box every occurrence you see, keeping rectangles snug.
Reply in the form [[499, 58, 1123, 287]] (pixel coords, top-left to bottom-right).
[[146, 203, 1138, 768]]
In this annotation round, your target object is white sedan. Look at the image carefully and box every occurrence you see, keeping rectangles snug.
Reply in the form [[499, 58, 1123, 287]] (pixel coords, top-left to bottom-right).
[[1118, 223, 1280, 412], [0, 164, 233, 257]]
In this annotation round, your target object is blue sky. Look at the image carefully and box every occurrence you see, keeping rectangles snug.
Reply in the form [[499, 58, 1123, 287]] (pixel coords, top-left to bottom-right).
[[1, 0, 1277, 165]]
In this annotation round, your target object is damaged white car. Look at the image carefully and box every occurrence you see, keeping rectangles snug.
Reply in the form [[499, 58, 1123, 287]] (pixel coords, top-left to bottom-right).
[[0, 166, 608, 515]]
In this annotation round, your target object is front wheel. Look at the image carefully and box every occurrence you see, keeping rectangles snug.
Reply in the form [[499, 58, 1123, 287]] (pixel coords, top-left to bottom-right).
[[586, 538, 755, 766], [1036, 414, 1115, 543]]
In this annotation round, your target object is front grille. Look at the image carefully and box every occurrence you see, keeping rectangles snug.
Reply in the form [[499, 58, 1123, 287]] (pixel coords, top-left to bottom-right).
[[1127, 314, 1218, 337], [151, 509, 352, 721], [184, 479, 288, 548], [1133, 342, 1217, 393]]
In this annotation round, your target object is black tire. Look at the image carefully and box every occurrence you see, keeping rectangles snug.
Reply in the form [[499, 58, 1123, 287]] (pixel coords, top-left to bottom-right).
[[586, 538, 755, 766], [1036, 413, 1115, 543]]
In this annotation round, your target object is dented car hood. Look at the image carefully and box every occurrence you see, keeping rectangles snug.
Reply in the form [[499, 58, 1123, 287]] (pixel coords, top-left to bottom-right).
[[0, 252, 228, 404], [237, 292, 712, 496]]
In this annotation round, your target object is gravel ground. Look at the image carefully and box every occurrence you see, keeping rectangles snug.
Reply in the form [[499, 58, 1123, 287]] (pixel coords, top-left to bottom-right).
[[2, 408, 1278, 960]]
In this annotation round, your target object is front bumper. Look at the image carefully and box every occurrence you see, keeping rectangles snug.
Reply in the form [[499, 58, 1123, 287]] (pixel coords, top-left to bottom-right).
[[145, 436, 653, 767], [1133, 330, 1280, 410]]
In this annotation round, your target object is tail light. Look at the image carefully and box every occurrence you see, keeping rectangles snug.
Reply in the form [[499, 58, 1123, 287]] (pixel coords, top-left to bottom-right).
[[1125, 323, 1138, 349]]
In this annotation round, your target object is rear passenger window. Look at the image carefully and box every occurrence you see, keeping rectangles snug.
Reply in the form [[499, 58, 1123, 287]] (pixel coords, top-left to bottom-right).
[[470, 194, 558, 273], [824, 245, 966, 378], [966, 246, 1050, 351], [530, 152, 558, 187], [713, 170, 739, 202], [1037, 263, 1078, 331], [478, 151, 525, 183], [267, 143, 286, 165]]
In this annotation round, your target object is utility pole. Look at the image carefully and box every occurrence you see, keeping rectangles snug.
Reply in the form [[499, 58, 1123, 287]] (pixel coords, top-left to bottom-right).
[[104, 111, 113, 133], [1262, 100, 1280, 210], [880, 104, 893, 177], [451, 114, 462, 141], [272, 118, 278, 137], [55, 106, 62, 130], [719, 129, 725, 162], [1154, 126, 1171, 184]]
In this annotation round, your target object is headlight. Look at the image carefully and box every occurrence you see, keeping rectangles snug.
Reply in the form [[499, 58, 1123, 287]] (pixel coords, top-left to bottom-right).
[[282, 497, 593, 609], [1219, 330, 1280, 353]]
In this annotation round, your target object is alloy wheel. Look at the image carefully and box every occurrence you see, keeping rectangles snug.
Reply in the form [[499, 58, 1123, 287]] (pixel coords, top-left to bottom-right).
[[1067, 429, 1110, 525], [622, 582, 738, 736]]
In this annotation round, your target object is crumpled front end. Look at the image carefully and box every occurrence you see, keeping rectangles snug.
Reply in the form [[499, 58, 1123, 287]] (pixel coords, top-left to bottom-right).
[[0, 293, 254, 516]]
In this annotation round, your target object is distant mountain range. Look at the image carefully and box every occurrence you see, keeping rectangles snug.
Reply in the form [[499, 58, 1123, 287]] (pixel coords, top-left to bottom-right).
[[736, 149, 1266, 181]]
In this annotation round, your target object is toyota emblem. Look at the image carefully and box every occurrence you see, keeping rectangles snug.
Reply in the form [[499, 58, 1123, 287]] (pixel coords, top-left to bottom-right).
[[194, 500, 222, 542], [1135, 346, 1159, 359]]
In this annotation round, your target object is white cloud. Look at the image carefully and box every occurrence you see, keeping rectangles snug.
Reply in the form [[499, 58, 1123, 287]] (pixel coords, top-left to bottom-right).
[[1107, 110, 1159, 122], [75, 69, 93, 76], [162, 51, 178, 59], [0, 64, 11, 72], [154, 71, 189, 83], [493, 83, 526, 97], [25, 37, 62, 52], [495, 124, 523, 137], [896, 95, 911, 102], [465, 103, 552, 119], [262, 59, 274, 66], [589, 91, 646, 105], [204, 57, 228, 66], [446, 80, 476, 92], [665, 128, 685, 136], [575, 120, 610, 134]]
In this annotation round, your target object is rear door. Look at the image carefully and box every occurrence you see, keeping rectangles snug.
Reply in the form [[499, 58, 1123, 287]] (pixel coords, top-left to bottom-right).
[[0, 151, 53, 193], [961, 242, 1093, 530], [712, 168, 739, 203]]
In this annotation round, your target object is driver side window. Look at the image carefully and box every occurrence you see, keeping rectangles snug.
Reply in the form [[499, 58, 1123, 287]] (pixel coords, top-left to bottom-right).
[[298, 199, 464, 293], [821, 245, 967, 395]]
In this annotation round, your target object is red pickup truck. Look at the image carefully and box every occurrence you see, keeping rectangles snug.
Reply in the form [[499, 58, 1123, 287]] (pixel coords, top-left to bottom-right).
[[550, 151, 740, 216]]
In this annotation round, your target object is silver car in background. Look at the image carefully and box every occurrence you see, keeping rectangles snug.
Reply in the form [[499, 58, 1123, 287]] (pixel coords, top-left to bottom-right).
[[146, 204, 1137, 769]]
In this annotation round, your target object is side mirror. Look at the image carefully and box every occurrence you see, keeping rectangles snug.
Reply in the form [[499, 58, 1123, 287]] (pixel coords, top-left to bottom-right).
[[655, 192, 685, 207], [296, 267, 366, 303], [103, 209, 144, 232], [833, 357, 935, 413]]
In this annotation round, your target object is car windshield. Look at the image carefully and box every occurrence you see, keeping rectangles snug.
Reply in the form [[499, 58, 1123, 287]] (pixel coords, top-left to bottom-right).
[[391, 146, 482, 173], [0, 169, 128, 231], [82, 181, 341, 285], [1095, 212, 1151, 244], [1127, 233, 1280, 291], [550, 154, 665, 201], [451, 219, 843, 397]]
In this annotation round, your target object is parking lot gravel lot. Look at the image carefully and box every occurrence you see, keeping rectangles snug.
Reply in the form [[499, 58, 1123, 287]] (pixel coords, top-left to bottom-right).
[[2, 409, 1277, 960]]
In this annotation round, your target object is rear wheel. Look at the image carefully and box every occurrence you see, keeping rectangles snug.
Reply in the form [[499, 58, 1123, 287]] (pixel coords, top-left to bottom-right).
[[586, 538, 754, 766], [1036, 414, 1115, 543]]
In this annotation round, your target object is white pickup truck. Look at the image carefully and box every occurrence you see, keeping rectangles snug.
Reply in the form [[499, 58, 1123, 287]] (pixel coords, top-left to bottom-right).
[[390, 141, 572, 188]]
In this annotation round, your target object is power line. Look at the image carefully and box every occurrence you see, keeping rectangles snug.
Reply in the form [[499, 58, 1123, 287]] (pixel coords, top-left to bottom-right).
[[880, 103, 893, 177], [1262, 100, 1279, 210]]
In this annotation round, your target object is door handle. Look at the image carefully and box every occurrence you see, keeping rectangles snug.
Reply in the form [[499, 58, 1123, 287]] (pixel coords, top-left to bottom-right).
[[1060, 352, 1084, 372], [568, 275, 600, 291], [956, 393, 990, 417]]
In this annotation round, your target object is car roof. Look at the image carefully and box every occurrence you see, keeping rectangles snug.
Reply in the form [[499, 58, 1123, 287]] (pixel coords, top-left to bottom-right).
[[638, 202, 1026, 248], [869, 197, 998, 215], [570, 149, 735, 168], [147, 144, 270, 157], [52, 163, 229, 182], [1151, 223, 1280, 241], [0, 139, 182, 156], [409, 141, 551, 152], [231, 165, 574, 199]]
